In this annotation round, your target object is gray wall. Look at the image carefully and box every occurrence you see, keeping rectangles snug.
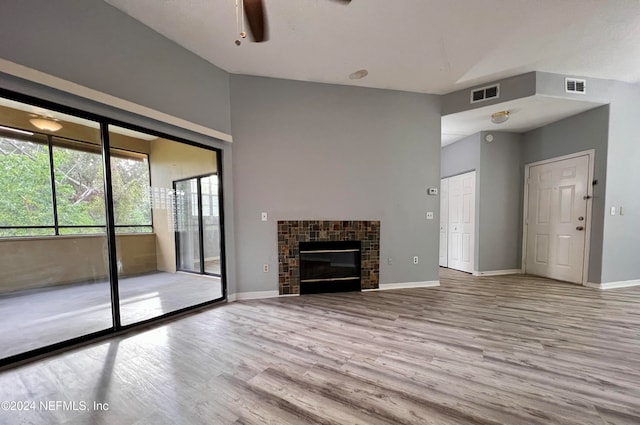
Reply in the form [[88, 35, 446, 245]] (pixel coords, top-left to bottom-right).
[[0, 0, 231, 135], [441, 72, 536, 116], [478, 132, 523, 271], [522, 106, 609, 283], [601, 82, 640, 283], [0, 0, 237, 294], [230, 75, 442, 292], [534, 72, 640, 284], [536, 72, 614, 105], [441, 132, 523, 272], [441, 134, 481, 178]]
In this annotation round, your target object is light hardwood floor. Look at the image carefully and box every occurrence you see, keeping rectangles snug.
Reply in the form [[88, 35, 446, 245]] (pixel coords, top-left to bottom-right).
[[1, 268, 640, 424]]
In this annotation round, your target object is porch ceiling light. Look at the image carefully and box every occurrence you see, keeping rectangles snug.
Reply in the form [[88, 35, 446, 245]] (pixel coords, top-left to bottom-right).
[[29, 118, 63, 132]]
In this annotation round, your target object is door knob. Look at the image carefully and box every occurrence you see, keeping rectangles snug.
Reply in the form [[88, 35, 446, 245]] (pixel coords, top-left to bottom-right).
[[576, 226, 584, 231]]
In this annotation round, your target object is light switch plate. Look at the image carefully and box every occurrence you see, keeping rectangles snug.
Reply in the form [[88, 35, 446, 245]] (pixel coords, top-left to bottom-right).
[[427, 188, 438, 195], [610, 206, 616, 216], [261, 212, 268, 221], [426, 212, 434, 220]]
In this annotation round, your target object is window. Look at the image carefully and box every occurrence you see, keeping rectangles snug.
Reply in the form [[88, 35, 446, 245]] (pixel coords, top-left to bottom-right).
[[0, 133, 55, 237], [53, 141, 106, 229], [110, 152, 152, 232], [201, 175, 219, 218], [0, 130, 152, 237]]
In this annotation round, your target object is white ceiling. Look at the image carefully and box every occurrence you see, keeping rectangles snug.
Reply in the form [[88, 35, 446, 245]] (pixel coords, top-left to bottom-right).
[[441, 95, 604, 146], [104, 0, 640, 95]]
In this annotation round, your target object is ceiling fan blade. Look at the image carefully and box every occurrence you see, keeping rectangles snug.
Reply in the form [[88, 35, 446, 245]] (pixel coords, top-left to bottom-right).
[[243, 0, 268, 42]]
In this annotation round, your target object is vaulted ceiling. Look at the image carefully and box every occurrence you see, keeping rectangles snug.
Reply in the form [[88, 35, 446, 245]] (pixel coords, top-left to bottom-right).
[[105, 0, 640, 95]]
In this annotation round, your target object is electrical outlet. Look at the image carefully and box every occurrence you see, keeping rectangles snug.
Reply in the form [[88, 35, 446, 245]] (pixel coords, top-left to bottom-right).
[[426, 212, 434, 220], [263, 264, 269, 273], [413, 256, 419, 264], [261, 212, 268, 221]]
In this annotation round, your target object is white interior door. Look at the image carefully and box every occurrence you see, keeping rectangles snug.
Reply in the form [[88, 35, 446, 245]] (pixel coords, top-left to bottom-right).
[[448, 171, 475, 273], [459, 172, 476, 272], [439, 178, 449, 267], [525, 155, 589, 283]]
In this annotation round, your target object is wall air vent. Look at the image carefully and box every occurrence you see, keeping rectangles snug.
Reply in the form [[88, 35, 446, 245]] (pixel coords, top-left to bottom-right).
[[470, 84, 500, 104], [565, 78, 586, 94]]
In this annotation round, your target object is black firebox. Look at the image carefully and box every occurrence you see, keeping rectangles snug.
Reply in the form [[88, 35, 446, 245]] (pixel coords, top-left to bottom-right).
[[299, 240, 361, 294]]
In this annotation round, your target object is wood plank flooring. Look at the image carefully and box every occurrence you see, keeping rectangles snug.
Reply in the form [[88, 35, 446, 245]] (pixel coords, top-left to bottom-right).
[[1, 268, 640, 424]]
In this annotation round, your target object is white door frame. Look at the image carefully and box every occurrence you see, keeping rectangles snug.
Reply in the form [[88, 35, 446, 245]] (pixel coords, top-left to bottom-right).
[[521, 149, 595, 286]]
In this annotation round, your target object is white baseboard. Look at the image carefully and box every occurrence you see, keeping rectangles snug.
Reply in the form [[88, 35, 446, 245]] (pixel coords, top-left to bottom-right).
[[229, 281, 442, 300], [363, 281, 440, 291], [585, 280, 640, 290], [472, 269, 522, 277], [227, 290, 281, 302]]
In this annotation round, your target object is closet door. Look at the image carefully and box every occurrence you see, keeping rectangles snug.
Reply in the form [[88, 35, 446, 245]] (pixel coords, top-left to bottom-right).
[[448, 175, 463, 270], [447, 171, 475, 273], [439, 178, 449, 267], [459, 172, 476, 273]]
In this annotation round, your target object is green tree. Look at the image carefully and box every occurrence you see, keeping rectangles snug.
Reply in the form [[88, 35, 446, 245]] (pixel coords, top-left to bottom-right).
[[0, 136, 152, 237], [0, 138, 54, 234]]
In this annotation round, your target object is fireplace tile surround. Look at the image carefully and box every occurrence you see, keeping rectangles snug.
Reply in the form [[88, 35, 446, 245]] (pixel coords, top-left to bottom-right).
[[277, 220, 380, 295]]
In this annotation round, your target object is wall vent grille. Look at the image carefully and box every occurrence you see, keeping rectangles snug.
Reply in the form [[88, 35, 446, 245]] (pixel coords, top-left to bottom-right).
[[470, 84, 500, 104], [565, 78, 586, 94]]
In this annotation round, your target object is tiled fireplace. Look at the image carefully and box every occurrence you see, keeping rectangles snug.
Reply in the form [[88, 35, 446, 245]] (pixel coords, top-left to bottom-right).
[[277, 220, 380, 295]]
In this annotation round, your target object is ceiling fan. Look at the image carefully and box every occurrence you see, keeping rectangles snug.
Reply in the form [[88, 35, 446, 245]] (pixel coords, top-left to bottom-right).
[[238, 0, 352, 44]]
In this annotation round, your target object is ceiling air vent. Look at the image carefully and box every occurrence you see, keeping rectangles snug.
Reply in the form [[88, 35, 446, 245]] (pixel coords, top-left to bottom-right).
[[565, 78, 586, 94], [470, 84, 500, 104]]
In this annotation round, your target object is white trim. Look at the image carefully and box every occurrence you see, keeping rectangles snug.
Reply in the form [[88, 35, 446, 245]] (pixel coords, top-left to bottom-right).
[[565, 77, 587, 94], [472, 269, 522, 277], [585, 280, 640, 290], [521, 149, 595, 286], [0, 59, 233, 143], [363, 281, 440, 291], [227, 290, 281, 302], [469, 83, 500, 104]]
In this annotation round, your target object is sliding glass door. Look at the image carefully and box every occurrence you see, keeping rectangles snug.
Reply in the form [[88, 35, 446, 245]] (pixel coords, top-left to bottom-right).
[[0, 89, 226, 365], [175, 174, 221, 277], [0, 100, 113, 360], [109, 127, 225, 326], [175, 178, 201, 273], [201, 175, 221, 275]]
